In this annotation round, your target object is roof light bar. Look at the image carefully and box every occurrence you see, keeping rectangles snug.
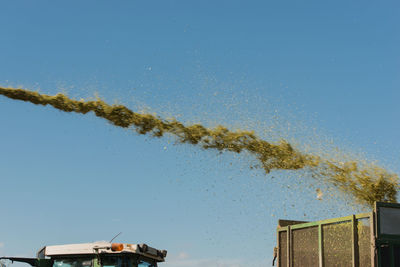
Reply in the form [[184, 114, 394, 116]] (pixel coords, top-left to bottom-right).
[[111, 243, 124, 252]]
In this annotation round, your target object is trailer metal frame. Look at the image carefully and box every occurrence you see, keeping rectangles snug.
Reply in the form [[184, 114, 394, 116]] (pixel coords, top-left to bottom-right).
[[276, 202, 400, 267]]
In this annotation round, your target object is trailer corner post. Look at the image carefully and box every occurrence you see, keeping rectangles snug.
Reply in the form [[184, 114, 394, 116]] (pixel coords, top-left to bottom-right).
[[287, 225, 291, 267], [351, 214, 359, 267], [318, 224, 323, 267]]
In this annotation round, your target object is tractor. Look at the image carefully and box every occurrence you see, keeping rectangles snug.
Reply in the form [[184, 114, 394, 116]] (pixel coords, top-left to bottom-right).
[[1, 242, 166, 267]]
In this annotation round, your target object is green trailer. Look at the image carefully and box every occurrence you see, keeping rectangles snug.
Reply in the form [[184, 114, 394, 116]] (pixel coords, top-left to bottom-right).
[[274, 202, 400, 267]]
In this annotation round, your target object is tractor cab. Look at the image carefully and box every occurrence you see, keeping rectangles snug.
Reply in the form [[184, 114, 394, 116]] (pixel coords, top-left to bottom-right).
[[274, 202, 400, 267], [1, 242, 167, 267]]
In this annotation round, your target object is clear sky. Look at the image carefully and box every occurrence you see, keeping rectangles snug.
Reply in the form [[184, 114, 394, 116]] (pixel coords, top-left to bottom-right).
[[0, 1, 399, 266]]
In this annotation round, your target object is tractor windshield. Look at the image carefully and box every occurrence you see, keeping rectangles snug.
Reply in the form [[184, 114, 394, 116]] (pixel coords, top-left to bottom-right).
[[100, 257, 122, 267], [53, 258, 92, 267], [137, 261, 154, 267], [100, 256, 155, 267]]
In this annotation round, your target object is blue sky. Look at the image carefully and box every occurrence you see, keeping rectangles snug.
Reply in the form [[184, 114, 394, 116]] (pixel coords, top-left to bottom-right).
[[0, 1, 399, 266]]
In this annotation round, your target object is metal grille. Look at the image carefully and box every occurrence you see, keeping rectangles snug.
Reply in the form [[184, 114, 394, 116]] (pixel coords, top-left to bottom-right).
[[323, 221, 352, 267], [394, 245, 400, 267], [357, 218, 371, 267], [380, 245, 391, 267], [292, 226, 319, 267], [279, 231, 287, 267]]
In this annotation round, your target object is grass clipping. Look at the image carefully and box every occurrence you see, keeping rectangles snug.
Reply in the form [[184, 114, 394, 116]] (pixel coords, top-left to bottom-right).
[[0, 87, 398, 207]]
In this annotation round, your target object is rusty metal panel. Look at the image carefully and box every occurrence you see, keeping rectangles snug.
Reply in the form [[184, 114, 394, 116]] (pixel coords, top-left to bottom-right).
[[357, 218, 372, 267], [292, 226, 319, 267], [323, 221, 352, 267], [279, 231, 288, 267]]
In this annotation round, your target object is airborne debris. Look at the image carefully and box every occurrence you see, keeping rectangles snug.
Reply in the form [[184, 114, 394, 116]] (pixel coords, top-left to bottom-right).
[[0, 87, 398, 207]]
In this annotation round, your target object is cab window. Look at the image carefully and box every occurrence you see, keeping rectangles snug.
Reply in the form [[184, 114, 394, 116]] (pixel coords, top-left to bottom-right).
[[100, 256, 123, 267], [137, 261, 154, 267], [53, 258, 92, 267]]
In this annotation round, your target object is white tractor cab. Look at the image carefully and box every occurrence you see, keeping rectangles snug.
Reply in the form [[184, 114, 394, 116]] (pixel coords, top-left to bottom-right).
[[0, 242, 167, 267]]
